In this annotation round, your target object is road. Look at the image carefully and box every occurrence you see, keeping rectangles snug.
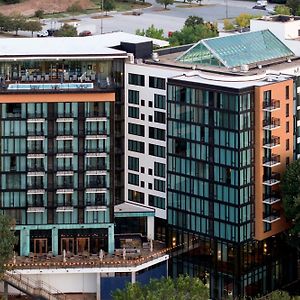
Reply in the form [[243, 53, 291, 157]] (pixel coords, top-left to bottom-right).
[[41, 0, 275, 37]]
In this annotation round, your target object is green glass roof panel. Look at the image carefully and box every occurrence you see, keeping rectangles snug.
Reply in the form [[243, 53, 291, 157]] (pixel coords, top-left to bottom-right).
[[177, 30, 294, 68]]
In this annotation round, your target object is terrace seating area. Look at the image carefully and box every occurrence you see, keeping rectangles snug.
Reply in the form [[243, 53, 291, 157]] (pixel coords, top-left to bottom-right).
[[7, 240, 166, 270]]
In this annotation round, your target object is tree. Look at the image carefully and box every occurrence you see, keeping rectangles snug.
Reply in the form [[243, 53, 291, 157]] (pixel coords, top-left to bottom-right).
[[54, 24, 77, 37], [136, 24, 165, 40], [0, 214, 17, 277], [156, 0, 174, 9], [264, 290, 299, 300], [113, 275, 209, 300], [67, 1, 84, 16], [184, 16, 204, 28], [286, 0, 300, 15], [103, 0, 116, 15], [34, 9, 45, 19], [281, 159, 300, 236], [169, 22, 218, 46], [24, 20, 42, 37], [274, 4, 291, 14], [235, 13, 257, 29], [9, 13, 27, 36]]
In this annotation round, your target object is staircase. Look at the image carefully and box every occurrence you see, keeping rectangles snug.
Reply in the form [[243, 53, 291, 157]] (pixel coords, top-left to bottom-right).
[[3, 271, 66, 300]]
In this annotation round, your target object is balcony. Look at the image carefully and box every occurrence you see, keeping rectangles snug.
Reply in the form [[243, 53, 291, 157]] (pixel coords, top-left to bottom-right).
[[57, 147, 73, 153], [263, 136, 280, 149], [85, 152, 107, 158], [27, 166, 45, 172], [85, 112, 107, 122], [56, 205, 74, 212], [56, 183, 73, 189], [86, 170, 107, 176], [27, 131, 45, 141], [262, 99, 280, 112], [27, 153, 45, 159], [263, 193, 281, 205], [27, 200, 45, 212], [56, 166, 73, 172], [263, 211, 281, 223], [262, 172, 280, 186], [27, 171, 45, 177], [56, 170, 74, 176], [56, 189, 74, 194], [27, 183, 44, 190], [86, 164, 106, 171], [56, 153, 74, 158], [85, 130, 107, 140], [85, 188, 107, 194], [85, 206, 107, 212], [263, 118, 280, 130], [27, 189, 45, 195], [86, 182, 106, 189], [56, 135, 74, 141], [263, 155, 280, 167]]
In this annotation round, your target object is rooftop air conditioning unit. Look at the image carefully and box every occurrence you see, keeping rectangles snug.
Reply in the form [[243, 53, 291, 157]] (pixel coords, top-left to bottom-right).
[[152, 52, 160, 62], [128, 53, 134, 64], [241, 64, 249, 72]]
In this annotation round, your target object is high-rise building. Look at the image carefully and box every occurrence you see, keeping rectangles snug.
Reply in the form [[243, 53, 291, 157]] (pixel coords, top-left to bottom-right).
[[124, 30, 299, 298]]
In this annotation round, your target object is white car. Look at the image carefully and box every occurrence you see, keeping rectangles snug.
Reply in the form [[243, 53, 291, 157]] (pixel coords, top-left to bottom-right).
[[37, 30, 49, 37]]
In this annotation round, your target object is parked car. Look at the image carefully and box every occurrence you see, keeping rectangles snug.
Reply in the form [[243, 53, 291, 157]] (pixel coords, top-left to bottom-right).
[[253, 5, 267, 9], [79, 30, 92, 37], [37, 30, 49, 37], [132, 9, 143, 16]]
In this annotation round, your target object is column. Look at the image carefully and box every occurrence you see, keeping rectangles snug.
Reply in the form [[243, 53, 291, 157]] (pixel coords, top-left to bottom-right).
[[20, 228, 30, 256], [108, 225, 114, 254], [131, 271, 136, 284], [52, 227, 58, 256], [96, 273, 101, 300], [147, 216, 155, 240]]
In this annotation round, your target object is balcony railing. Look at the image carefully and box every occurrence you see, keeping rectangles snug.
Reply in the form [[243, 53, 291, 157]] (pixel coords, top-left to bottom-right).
[[263, 211, 281, 223], [56, 166, 73, 172], [27, 201, 44, 207], [262, 172, 280, 185], [263, 136, 280, 149], [86, 111, 107, 118], [263, 155, 280, 167], [262, 99, 280, 112], [85, 147, 106, 153], [263, 118, 280, 130], [27, 147, 44, 154], [86, 130, 107, 135], [263, 193, 281, 205], [56, 183, 73, 189], [27, 130, 44, 136], [86, 182, 106, 189], [27, 183, 44, 189], [86, 164, 106, 171], [27, 166, 45, 172]]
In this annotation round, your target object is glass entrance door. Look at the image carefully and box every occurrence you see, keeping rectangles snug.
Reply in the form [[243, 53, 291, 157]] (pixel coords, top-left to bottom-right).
[[77, 238, 90, 255], [34, 238, 47, 255], [61, 238, 75, 254]]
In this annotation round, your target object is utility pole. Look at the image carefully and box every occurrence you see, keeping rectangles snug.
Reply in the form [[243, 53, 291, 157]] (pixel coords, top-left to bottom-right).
[[100, 0, 104, 34], [225, 0, 228, 19]]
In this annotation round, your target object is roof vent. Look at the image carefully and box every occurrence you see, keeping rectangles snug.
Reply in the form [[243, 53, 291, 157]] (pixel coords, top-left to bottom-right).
[[192, 65, 196, 70], [241, 64, 249, 72], [152, 52, 160, 62], [135, 58, 143, 65], [128, 53, 134, 64], [258, 65, 262, 69], [287, 58, 292, 63]]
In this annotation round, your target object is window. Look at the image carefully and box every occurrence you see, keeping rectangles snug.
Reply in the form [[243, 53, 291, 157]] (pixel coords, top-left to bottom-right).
[[154, 162, 165, 178], [128, 140, 144, 153], [128, 106, 139, 119], [141, 100, 145, 106], [154, 94, 166, 109], [128, 189, 144, 204], [149, 76, 166, 90], [128, 123, 144, 136], [149, 195, 165, 209], [175, 139, 186, 156], [128, 90, 139, 104], [154, 179, 165, 192], [128, 173, 139, 186], [7, 103, 21, 116], [128, 156, 139, 171], [226, 168, 231, 185], [286, 103, 289, 117], [286, 157, 290, 166], [149, 101, 153, 107], [149, 144, 165, 158], [141, 167, 145, 173], [10, 156, 16, 171], [286, 139, 290, 151], [148, 168, 153, 175], [141, 114, 145, 120], [128, 73, 145, 86], [141, 181, 145, 188], [148, 183, 152, 189], [149, 127, 165, 141], [286, 85, 290, 100], [154, 111, 166, 124], [149, 115, 153, 122], [286, 121, 289, 133]]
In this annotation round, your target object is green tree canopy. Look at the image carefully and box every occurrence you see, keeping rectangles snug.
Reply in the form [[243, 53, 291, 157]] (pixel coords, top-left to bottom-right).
[[24, 20, 42, 37], [103, 0, 116, 15], [286, 0, 300, 15], [9, 13, 27, 35], [274, 4, 291, 14], [136, 24, 165, 40], [113, 275, 209, 300], [0, 214, 17, 277], [184, 16, 204, 28], [281, 159, 300, 235], [156, 0, 174, 9], [54, 24, 77, 37], [169, 22, 218, 46]]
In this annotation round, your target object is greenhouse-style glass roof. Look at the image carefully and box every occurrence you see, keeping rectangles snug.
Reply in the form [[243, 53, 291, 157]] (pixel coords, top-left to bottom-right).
[[176, 30, 294, 68]]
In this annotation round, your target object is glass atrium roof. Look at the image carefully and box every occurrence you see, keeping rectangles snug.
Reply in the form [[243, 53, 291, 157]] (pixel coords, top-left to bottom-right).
[[177, 30, 294, 68]]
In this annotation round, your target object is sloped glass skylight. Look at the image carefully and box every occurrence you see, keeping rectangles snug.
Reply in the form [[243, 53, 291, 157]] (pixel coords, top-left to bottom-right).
[[177, 30, 294, 68]]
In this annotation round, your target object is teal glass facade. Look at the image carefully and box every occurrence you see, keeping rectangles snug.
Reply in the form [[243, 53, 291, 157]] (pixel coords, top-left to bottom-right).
[[167, 80, 297, 298]]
